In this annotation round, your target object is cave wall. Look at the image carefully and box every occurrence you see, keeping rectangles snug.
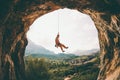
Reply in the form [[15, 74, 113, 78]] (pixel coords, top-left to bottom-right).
[[0, 0, 120, 80]]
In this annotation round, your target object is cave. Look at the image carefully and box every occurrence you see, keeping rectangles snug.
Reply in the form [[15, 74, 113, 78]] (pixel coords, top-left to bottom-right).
[[0, 0, 120, 80]]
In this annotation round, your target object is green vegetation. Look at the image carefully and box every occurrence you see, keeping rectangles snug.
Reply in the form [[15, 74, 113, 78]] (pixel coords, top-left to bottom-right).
[[25, 53, 78, 60], [25, 58, 51, 80], [25, 53, 100, 80], [71, 62, 99, 80]]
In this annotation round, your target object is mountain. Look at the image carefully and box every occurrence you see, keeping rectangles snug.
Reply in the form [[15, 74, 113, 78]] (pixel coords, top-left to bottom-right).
[[25, 39, 99, 57], [25, 39, 55, 55], [73, 49, 100, 56], [26, 53, 78, 60], [25, 40, 78, 59]]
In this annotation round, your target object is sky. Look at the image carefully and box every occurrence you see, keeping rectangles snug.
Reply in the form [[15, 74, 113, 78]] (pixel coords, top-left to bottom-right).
[[27, 8, 100, 53]]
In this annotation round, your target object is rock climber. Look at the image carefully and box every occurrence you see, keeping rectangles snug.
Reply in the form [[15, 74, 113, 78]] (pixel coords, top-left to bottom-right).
[[55, 33, 68, 52]]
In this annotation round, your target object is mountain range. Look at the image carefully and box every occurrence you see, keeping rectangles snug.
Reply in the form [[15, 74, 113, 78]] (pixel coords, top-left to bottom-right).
[[25, 39, 55, 55], [25, 39, 100, 56], [72, 49, 100, 56]]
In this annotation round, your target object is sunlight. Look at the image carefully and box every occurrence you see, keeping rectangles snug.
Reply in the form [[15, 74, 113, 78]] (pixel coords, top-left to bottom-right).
[[26, 8, 99, 53]]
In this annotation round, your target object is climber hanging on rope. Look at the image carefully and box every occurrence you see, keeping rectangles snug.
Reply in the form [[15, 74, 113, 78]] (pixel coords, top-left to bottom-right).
[[55, 33, 68, 52]]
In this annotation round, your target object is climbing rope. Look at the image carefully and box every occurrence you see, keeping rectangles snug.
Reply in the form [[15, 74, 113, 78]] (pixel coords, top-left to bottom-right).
[[57, 10, 60, 33]]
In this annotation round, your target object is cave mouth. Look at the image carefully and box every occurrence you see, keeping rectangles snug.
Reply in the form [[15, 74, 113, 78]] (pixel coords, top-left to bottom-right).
[[25, 8, 99, 80], [24, 8, 100, 80], [26, 8, 99, 53], [25, 8, 100, 54]]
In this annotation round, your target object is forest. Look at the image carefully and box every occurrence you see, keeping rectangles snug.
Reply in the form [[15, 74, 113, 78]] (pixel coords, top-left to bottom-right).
[[25, 52, 100, 80]]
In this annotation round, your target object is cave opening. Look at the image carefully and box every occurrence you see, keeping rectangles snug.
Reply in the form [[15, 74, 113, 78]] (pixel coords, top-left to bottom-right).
[[24, 8, 100, 80], [25, 8, 100, 54]]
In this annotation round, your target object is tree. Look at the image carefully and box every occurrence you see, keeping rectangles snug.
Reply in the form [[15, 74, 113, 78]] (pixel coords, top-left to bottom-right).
[[25, 58, 50, 80]]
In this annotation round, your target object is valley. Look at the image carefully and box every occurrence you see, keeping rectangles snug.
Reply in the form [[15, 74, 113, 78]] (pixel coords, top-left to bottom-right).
[[25, 52, 100, 80]]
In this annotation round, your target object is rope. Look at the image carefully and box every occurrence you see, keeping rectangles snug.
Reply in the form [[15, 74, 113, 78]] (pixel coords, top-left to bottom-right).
[[57, 10, 60, 33]]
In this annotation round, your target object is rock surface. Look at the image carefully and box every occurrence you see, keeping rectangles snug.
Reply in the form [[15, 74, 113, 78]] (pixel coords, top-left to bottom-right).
[[0, 0, 120, 80]]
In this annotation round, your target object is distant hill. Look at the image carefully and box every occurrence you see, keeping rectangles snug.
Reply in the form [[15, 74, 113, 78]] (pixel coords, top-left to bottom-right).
[[73, 49, 100, 56], [25, 39, 55, 55], [26, 53, 78, 60], [25, 40, 78, 59], [25, 39, 100, 59]]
